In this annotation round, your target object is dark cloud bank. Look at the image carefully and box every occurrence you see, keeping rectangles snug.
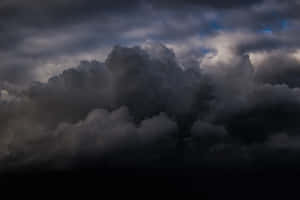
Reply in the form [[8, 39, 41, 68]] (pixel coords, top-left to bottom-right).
[[2, 42, 300, 175], [3, 0, 300, 195]]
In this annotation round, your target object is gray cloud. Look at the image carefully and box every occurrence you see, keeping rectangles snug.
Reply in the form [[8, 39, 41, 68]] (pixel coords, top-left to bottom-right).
[[2, 0, 300, 84], [254, 52, 300, 88], [2, 0, 300, 172], [0, 106, 177, 170], [1, 42, 300, 171]]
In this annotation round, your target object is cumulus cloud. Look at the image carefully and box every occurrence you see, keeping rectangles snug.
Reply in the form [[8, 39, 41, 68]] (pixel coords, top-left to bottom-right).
[[3, 39, 300, 171], [254, 52, 300, 88], [0, 43, 205, 170], [0, 105, 178, 170], [3, 0, 300, 179]]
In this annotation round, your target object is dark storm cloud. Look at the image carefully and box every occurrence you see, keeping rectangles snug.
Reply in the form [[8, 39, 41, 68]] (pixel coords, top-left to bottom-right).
[[0, 0, 139, 26], [0, 0, 263, 33], [0, 0, 271, 46], [0, 43, 209, 170], [3, 0, 300, 171], [1, 0, 300, 85], [24, 43, 212, 140], [254, 53, 300, 88], [2, 42, 300, 171], [149, 0, 264, 9], [0, 106, 177, 170]]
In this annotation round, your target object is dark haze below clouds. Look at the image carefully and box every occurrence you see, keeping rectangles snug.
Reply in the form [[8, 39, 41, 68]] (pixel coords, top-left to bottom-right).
[[2, 0, 300, 173]]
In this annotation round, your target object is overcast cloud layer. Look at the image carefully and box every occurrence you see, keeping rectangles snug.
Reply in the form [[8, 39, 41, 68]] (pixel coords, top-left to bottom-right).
[[1, 0, 300, 171]]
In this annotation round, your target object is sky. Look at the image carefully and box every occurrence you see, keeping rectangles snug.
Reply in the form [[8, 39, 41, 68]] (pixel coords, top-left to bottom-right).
[[2, 0, 300, 172]]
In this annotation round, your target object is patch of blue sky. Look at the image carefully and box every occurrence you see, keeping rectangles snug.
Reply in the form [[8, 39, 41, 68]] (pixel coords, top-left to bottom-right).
[[210, 20, 224, 31], [200, 48, 211, 55], [261, 28, 273, 34], [281, 20, 289, 30]]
